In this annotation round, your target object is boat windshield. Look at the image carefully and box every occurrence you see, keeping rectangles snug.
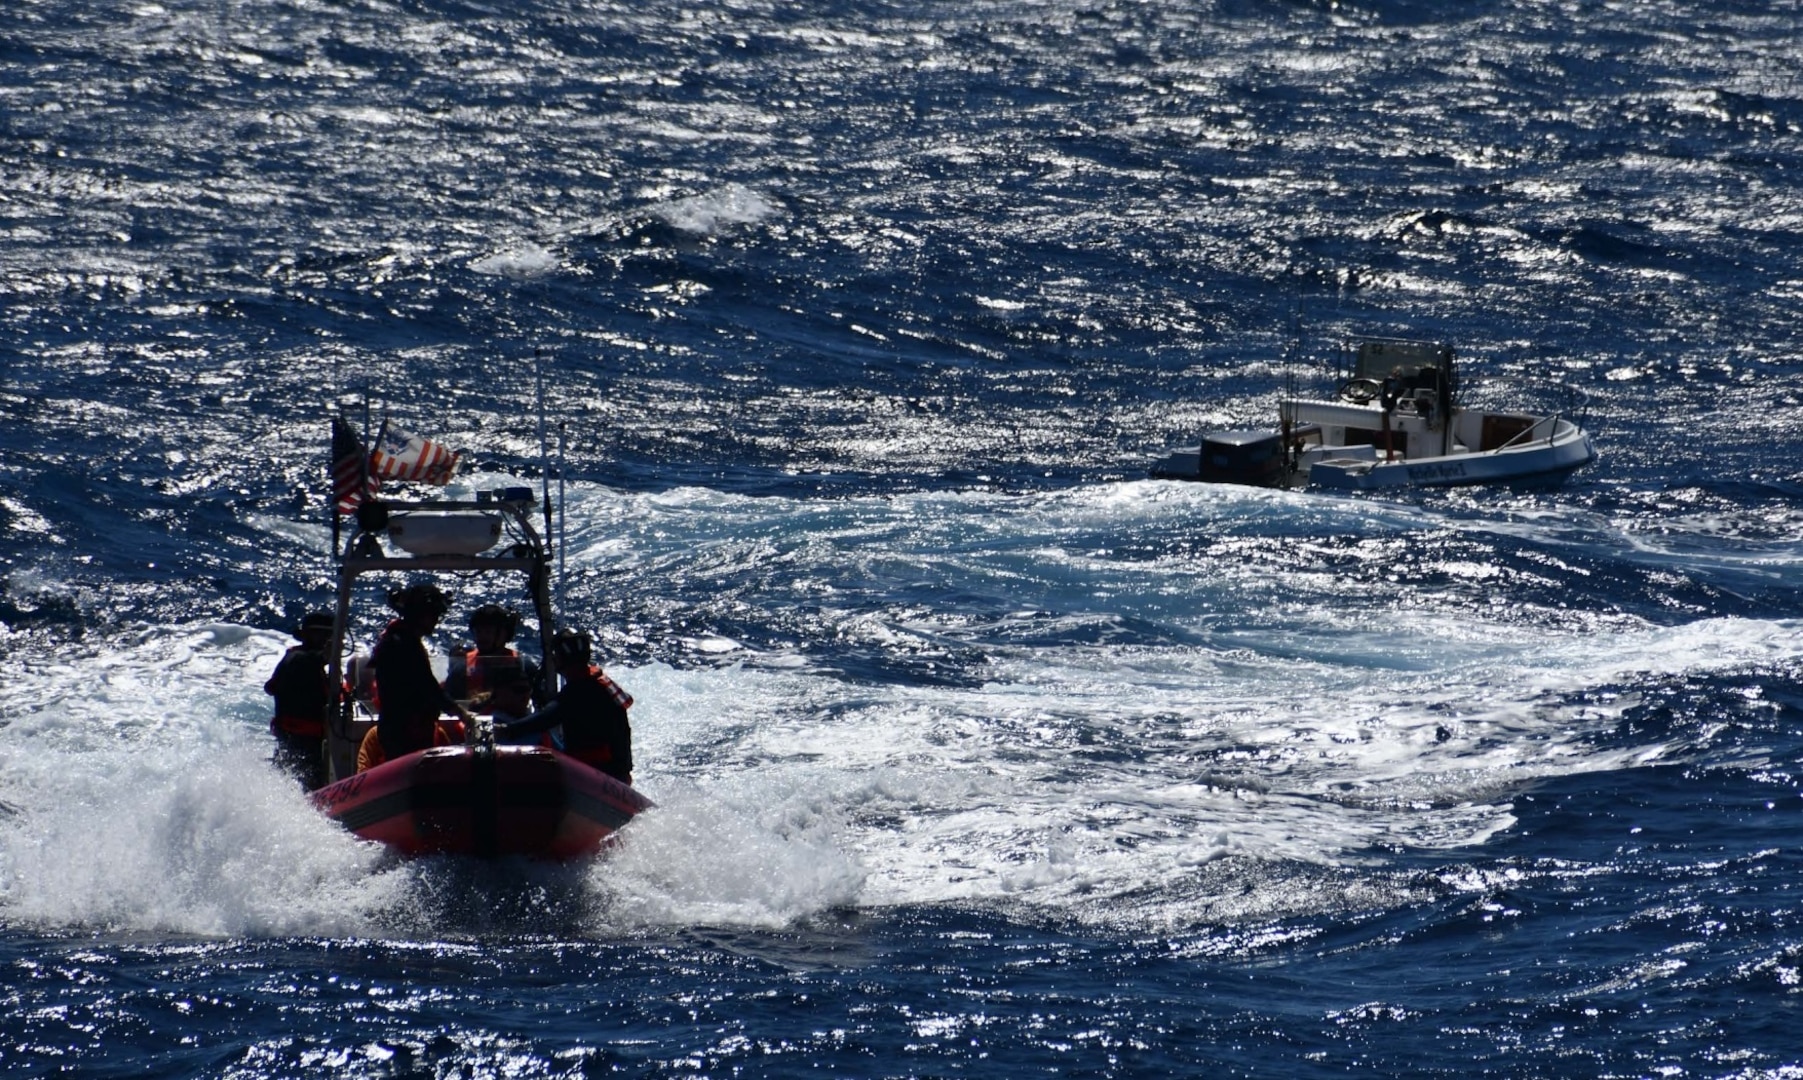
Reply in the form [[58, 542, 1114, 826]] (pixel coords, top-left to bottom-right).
[[1353, 338, 1452, 381]]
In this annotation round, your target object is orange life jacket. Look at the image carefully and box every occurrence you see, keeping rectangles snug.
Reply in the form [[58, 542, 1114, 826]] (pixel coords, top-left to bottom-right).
[[460, 647, 521, 703], [271, 714, 326, 739], [588, 664, 634, 710], [356, 726, 384, 773], [356, 719, 462, 773]]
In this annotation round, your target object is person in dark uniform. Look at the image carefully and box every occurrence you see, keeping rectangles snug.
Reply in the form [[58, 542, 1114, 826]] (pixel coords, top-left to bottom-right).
[[264, 611, 334, 790], [371, 582, 476, 761], [443, 604, 541, 710], [495, 629, 635, 785], [487, 672, 544, 746]]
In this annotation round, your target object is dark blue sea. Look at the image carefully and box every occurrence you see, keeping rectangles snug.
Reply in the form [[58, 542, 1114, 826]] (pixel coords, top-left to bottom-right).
[[5, 0, 1803, 1075]]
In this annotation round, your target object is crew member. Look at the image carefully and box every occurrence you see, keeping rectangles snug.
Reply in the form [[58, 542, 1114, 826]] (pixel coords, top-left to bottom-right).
[[495, 629, 634, 784], [264, 611, 334, 790], [371, 582, 476, 762], [444, 604, 540, 710], [355, 715, 462, 773], [487, 673, 548, 746], [1378, 366, 1406, 460]]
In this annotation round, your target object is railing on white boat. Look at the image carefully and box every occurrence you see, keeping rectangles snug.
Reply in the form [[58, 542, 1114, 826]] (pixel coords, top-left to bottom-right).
[[1489, 413, 1561, 453]]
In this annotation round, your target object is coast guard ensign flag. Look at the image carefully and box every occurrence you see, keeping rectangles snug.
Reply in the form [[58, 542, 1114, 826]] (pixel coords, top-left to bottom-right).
[[370, 421, 460, 485]]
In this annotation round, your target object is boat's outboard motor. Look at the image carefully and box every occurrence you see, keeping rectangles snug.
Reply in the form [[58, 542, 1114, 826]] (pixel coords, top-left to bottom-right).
[[1197, 430, 1286, 487]]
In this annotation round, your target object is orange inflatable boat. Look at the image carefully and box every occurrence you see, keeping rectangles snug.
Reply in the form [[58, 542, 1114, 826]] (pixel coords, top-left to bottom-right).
[[311, 744, 654, 860]]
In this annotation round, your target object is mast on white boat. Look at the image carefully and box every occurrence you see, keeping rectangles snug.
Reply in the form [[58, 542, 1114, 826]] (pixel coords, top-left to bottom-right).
[[1439, 345, 1458, 458], [1279, 305, 1302, 479]]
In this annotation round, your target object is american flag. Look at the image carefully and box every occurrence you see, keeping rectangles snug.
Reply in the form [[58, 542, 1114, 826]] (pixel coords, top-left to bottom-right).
[[332, 416, 378, 514], [370, 420, 460, 485]]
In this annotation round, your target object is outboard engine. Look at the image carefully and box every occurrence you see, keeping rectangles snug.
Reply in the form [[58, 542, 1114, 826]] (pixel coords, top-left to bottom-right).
[[1197, 430, 1287, 487]]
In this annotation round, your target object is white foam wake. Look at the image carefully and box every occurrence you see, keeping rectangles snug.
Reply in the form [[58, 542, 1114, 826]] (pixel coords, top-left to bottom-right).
[[5, 480, 1796, 935]]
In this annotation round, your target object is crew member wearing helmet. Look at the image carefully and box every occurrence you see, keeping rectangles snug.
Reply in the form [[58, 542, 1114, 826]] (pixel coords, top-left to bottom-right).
[[264, 610, 335, 790], [444, 604, 541, 711], [371, 582, 476, 762], [495, 628, 635, 785]]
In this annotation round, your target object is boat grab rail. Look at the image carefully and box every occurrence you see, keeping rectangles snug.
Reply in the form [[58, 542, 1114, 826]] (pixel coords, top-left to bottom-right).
[[1464, 374, 1592, 428], [1489, 412, 1561, 453]]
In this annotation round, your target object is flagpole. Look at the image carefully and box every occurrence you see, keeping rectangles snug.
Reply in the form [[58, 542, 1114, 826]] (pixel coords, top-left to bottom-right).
[[557, 419, 567, 603], [329, 412, 341, 561], [329, 358, 343, 563], [360, 398, 375, 538]]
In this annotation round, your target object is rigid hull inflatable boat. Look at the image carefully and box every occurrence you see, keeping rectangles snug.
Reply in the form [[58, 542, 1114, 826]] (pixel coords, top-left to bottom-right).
[[310, 414, 652, 860]]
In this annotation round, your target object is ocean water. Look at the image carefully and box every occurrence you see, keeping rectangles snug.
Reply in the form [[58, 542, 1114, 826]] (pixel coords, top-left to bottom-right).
[[4, 0, 1803, 1075]]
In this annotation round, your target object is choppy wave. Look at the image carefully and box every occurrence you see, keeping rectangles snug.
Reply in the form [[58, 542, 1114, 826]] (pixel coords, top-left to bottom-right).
[[4, 0, 1803, 1073], [5, 481, 1798, 940]]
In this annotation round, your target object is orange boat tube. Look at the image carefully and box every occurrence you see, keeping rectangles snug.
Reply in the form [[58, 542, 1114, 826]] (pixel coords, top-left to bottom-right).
[[311, 744, 654, 859]]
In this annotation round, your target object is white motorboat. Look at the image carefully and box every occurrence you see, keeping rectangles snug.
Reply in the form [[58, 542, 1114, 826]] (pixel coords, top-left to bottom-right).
[[1152, 338, 1597, 491]]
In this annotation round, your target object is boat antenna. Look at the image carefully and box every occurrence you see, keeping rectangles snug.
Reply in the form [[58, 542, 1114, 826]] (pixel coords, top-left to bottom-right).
[[557, 419, 568, 602], [534, 349, 557, 607]]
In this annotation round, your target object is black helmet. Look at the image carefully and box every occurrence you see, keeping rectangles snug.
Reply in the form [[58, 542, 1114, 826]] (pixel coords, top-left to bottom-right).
[[469, 604, 520, 638], [294, 611, 334, 639], [550, 628, 591, 667], [387, 582, 452, 617]]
